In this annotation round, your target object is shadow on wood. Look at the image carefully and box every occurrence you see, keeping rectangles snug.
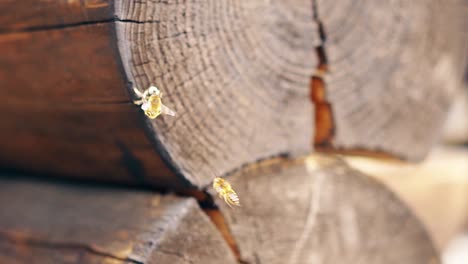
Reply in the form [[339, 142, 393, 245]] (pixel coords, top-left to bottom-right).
[[0, 177, 237, 264]]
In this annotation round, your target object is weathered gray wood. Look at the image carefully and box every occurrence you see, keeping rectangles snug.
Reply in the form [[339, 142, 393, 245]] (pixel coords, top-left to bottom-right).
[[0, 178, 237, 264], [115, 0, 319, 187], [211, 158, 439, 264], [312, 0, 466, 161]]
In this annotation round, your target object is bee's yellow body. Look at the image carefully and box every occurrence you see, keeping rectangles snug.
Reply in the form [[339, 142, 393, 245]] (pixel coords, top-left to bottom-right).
[[143, 94, 162, 119], [133, 86, 176, 119], [213, 177, 240, 207]]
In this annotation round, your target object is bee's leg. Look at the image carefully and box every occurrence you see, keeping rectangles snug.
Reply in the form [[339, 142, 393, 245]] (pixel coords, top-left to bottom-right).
[[133, 99, 144, 105], [133, 87, 144, 98], [229, 194, 240, 207], [224, 196, 233, 208]]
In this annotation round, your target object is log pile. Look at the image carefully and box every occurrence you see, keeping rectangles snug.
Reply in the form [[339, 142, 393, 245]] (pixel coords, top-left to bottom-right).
[[0, 0, 465, 263]]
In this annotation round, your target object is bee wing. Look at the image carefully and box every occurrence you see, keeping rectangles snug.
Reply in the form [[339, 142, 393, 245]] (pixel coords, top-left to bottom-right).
[[160, 104, 176, 117], [141, 102, 151, 111], [228, 192, 241, 207]]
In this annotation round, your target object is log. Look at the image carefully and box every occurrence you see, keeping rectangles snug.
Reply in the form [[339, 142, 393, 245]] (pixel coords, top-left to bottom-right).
[[0, 0, 464, 189], [346, 145, 468, 250], [0, 1, 114, 30], [0, 0, 317, 189], [312, 0, 465, 161], [0, 177, 237, 264], [1, 0, 464, 186], [0, 2, 178, 188], [210, 157, 439, 263]]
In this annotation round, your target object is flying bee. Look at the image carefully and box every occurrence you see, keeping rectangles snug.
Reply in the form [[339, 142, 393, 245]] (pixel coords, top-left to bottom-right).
[[133, 86, 176, 119], [213, 177, 240, 207]]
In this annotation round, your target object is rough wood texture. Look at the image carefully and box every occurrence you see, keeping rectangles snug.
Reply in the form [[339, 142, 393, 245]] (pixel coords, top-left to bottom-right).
[[0, 178, 237, 264], [0, 1, 113, 31], [211, 158, 439, 264], [0, 0, 318, 189], [0, 2, 181, 188], [313, 0, 466, 161], [115, 0, 318, 186]]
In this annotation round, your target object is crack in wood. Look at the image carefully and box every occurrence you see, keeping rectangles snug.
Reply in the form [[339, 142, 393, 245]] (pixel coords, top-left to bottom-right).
[[177, 189, 248, 264], [309, 1, 403, 162], [0, 230, 144, 264], [204, 208, 245, 263], [186, 157, 310, 264], [309, 1, 427, 162], [311, 0, 334, 148], [0, 16, 160, 35]]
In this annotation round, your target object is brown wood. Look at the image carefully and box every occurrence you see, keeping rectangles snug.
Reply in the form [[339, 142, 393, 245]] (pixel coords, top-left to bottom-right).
[[0, 0, 318, 189], [0, 177, 237, 264], [312, 0, 466, 161], [0, 3, 180, 188], [210, 157, 440, 264], [0, 1, 113, 31], [0, 0, 464, 189]]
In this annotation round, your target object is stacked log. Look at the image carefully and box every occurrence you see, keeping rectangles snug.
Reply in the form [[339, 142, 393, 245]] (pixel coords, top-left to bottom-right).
[[0, 0, 465, 263]]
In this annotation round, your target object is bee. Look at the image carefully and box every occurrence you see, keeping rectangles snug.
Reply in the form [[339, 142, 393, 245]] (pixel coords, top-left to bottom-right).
[[213, 177, 240, 207], [133, 86, 176, 119]]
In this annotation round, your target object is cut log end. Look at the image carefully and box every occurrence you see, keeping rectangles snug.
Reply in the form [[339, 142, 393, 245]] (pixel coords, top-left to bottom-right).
[[114, 0, 319, 186], [0, 0, 321, 189], [0, 0, 464, 189], [311, 0, 465, 162], [210, 158, 440, 264]]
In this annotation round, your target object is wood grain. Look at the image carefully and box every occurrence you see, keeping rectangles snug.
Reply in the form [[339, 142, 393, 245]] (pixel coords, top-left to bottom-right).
[[0, 0, 113, 32], [210, 157, 439, 264], [0, 0, 319, 189], [1, 0, 463, 189], [115, 0, 318, 187], [313, 0, 466, 161], [0, 21, 179, 188], [0, 177, 237, 264]]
